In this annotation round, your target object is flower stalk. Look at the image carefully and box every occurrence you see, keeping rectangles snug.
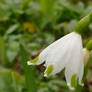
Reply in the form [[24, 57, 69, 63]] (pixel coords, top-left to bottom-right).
[[74, 12, 92, 35]]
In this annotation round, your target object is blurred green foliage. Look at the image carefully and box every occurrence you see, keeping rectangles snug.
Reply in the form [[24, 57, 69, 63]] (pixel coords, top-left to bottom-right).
[[0, 0, 92, 92]]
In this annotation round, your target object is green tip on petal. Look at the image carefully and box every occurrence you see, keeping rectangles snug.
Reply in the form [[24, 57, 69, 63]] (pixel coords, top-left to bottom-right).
[[27, 56, 39, 65], [70, 74, 77, 90], [44, 64, 53, 77], [86, 40, 92, 51], [79, 79, 84, 86]]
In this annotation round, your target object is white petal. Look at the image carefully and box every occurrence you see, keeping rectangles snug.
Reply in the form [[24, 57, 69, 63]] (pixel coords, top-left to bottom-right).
[[45, 32, 83, 76], [64, 33, 84, 88], [78, 60, 84, 86], [33, 32, 75, 65]]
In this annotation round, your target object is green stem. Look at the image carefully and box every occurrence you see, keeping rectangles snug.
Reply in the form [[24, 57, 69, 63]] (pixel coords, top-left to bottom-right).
[[0, 36, 9, 67], [74, 12, 92, 35], [20, 45, 37, 92], [11, 72, 18, 92]]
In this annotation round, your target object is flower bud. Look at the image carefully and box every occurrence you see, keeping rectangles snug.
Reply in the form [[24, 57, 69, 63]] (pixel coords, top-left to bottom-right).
[[83, 48, 91, 65]]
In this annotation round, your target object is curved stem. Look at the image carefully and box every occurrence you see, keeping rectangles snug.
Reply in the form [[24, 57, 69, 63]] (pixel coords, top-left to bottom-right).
[[74, 11, 92, 35]]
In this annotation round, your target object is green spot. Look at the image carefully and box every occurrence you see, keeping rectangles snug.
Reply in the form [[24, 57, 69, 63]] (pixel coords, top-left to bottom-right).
[[28, 56, 39, 63], [86, 40, 92, 51], [80, 79, 84, 86], [45, 64, 53, 76], [70, 74, 77, 89], [81, 79, 83, 83]]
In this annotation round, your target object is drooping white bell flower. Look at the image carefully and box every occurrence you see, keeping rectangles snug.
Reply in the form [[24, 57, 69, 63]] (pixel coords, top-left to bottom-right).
[[27, 32, 84, 90], [27, 12, 92, 90]]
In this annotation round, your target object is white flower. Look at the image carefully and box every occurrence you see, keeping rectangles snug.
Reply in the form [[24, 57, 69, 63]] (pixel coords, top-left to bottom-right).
[[27, 32, 84, 90]]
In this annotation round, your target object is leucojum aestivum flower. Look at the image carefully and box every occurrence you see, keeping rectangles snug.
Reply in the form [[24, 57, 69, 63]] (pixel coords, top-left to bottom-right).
[[27, 12, 92, 90]]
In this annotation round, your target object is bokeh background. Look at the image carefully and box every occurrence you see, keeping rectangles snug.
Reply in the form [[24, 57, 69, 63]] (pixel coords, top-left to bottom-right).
[[0, 0, 92, 92]]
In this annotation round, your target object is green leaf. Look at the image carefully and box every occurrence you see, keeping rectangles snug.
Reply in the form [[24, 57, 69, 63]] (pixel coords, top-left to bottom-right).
[[0, 36, 8, 65], [7, 41, 20, 63], [0, 66, 24, 92], [6, 24, 19, 35], [40, 0, 54, 14]]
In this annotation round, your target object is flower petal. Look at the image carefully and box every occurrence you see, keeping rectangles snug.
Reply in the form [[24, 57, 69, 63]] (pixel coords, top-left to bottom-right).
[[45, 32, 82, 75], [44, 64, 53, 77], [29, 32, 76, 65], [64, 33, 84, 88]]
